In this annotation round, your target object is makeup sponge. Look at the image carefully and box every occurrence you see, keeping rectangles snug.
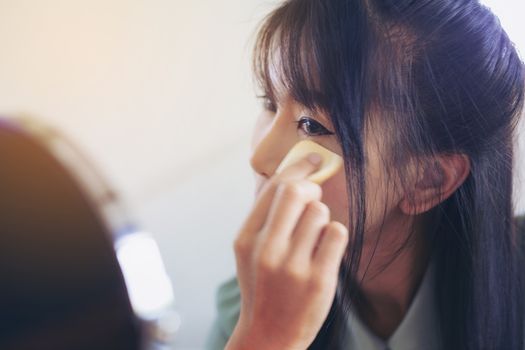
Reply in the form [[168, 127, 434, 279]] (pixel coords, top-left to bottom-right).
[[275, 140, 343, 185]]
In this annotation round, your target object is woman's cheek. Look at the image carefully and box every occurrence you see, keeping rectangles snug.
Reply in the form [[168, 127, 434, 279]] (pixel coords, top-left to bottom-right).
[[320, 168, 349, 227]]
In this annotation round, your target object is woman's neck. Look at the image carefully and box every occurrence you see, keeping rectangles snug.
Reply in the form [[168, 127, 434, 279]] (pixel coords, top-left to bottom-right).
[[354, 214, 431, 340]]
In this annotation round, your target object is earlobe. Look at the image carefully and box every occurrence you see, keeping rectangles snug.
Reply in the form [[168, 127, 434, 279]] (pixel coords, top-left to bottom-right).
[[398, 154, 471, 216]]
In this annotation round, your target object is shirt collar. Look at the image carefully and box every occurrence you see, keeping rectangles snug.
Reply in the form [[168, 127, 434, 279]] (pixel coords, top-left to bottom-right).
[[347, 258, 442, 350]]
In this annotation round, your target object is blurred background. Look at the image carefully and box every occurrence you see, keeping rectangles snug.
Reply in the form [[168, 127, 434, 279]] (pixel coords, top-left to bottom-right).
[[0, 0, 523, 349]]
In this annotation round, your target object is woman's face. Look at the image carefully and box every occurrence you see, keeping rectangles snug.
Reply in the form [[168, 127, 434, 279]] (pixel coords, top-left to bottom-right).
[[249, 91, 404, 245]]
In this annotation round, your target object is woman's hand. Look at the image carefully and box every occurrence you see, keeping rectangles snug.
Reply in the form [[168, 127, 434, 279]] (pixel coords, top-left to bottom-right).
[[226, 154, 349, 350]]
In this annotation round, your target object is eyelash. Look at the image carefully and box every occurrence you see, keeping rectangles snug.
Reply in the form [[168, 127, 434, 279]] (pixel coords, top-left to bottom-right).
[[295, 117, 334, 137], [258, 95, 333, 137]]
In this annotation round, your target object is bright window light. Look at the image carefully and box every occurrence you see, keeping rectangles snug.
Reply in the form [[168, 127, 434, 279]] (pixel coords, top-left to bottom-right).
[[116, 232, 175, 319]]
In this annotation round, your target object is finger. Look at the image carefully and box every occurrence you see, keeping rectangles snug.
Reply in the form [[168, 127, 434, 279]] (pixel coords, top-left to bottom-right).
[[259, 180, 323, 246], [312, 222, 349, 276], [287, 201, 331, 264], [239, 153, 323, 236]]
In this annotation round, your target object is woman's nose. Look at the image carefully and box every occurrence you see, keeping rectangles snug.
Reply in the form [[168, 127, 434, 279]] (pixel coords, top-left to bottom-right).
[[249, 113, 296, 179]]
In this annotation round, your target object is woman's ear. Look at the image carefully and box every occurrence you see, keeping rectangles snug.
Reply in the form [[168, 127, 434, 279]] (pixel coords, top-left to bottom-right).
[[398, 153, 471, 215]]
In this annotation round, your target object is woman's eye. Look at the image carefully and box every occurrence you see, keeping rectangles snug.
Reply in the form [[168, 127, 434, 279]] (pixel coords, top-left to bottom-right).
[[296, 116, 334, 136]]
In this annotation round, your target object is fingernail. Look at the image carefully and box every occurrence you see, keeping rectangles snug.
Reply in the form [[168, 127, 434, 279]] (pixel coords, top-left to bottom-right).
[[307, 153, 323, 165]]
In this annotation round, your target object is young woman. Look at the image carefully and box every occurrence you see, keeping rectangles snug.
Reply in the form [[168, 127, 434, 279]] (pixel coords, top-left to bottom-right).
[[206, 0, 525, 349]]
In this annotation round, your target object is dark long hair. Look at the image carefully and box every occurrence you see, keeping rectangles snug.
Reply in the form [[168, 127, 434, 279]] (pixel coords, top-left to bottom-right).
[[252, 0, 525, 349]]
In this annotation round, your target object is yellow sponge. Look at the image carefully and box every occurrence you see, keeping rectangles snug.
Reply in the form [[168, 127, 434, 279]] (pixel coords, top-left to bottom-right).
[[275, 140, 343, 185]]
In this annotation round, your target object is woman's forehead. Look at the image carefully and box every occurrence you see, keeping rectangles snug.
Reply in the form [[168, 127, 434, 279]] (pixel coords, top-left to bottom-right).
[[261, 40, 324, 102], [266, 55, 286, 97]]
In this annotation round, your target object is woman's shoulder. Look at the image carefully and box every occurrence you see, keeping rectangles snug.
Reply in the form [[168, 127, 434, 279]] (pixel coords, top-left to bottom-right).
[[215, 275, 242, 331], [205, 275, 241, 349]]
